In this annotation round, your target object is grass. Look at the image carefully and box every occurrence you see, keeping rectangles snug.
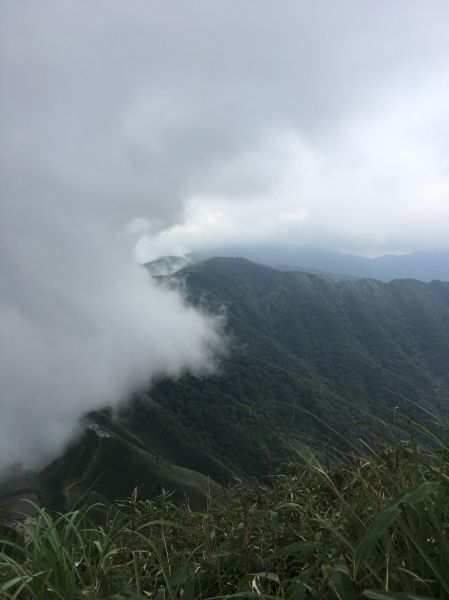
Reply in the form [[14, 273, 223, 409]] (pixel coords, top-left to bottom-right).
[[39, 422, 226, 513], [1, 406, 448, 599]]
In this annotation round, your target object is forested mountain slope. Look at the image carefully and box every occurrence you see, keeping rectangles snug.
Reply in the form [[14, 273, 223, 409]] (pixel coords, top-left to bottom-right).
[[126, 259, 449, 474], [34, 258, 449, 506]]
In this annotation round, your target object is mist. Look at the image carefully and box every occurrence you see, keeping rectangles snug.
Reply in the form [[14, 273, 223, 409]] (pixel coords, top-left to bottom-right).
[[0, 202, 223, 470], [2, 1, 449, 468]]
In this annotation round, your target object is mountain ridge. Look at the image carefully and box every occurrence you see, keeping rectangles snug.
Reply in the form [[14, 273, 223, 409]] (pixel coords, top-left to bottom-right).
[[186, 246, 449, 282], [6, 256, 449, 510]]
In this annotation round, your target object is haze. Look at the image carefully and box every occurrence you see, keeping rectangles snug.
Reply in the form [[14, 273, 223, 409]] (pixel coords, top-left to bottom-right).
[[1, 1, 449, 467]]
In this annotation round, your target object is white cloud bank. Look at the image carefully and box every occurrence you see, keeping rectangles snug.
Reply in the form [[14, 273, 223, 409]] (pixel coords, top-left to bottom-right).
[[2, 1, 449, 467], [0, 206, 223, 469], [138, 85, 449, 259]]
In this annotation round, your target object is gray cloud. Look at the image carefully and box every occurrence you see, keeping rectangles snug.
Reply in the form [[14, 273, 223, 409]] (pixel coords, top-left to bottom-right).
[[1, 1, 449, 466], [3, 1, 449, 242]]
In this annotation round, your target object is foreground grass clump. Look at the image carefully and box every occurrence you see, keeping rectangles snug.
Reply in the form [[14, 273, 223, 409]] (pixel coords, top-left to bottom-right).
[[1, 436, 449, 599]]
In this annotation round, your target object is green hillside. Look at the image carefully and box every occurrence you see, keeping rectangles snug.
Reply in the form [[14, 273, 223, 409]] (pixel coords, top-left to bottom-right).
[[39, 410, 227, 512], [275, 263, 357, 281], [3, 413, 449, 599], [28, 257, 449, 508], [126, 258, 448, 476], [3, 256, 449, 598]]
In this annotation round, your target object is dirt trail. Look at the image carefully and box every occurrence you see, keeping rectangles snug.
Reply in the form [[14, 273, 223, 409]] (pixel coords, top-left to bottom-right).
[[63, 437, 103, 507]]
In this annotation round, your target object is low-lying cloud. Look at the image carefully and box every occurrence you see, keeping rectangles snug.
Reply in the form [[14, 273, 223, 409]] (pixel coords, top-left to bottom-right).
[[2, 1, 449, 468], [0, 203, 223, 469]]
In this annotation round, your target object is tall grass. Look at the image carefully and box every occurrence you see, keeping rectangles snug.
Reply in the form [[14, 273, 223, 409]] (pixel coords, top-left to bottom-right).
[[1, 407, 448, 599]]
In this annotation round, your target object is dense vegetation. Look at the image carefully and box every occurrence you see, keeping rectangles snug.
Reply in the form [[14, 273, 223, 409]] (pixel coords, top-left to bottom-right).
[[2, 257, 449, 597], [1, 405, 448, 599], [6, 257, 449, 511], [139, 258, 449, 477]]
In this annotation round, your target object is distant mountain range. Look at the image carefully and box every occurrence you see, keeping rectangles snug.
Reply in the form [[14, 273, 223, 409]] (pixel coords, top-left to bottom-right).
[[5, 256, 449, 512], [186, 246, 449, 282], [144, 253, 357, 282]]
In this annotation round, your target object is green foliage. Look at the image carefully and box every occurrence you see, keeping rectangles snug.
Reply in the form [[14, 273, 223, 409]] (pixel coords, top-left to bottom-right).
[[35, 257, 449, 512], [3, 257, 449, 597], [2, 421, 449, 599], [39, 413, 226, 512], [128, 258, 449, 479]]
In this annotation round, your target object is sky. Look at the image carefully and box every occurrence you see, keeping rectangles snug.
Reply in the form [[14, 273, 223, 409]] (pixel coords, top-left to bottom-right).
[[2, 1, 449, 260], [1, 1, 449, 467]]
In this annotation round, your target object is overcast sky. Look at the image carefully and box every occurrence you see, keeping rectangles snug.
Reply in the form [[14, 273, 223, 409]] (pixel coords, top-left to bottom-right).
[[1, 1, 449, 467], [2, 0, 449, 259]]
